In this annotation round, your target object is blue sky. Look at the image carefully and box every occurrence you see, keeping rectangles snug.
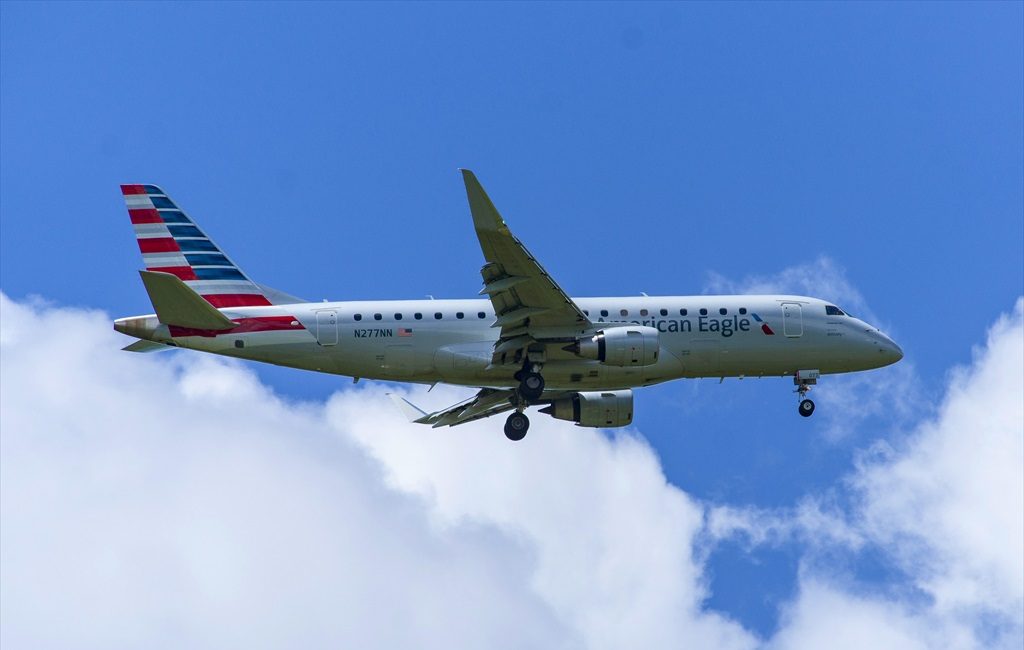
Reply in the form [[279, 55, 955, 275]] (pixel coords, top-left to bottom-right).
[[2, 2, 1022, 646]]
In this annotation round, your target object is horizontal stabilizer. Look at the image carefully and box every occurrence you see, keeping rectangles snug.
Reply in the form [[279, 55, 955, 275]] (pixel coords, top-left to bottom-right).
[[121, 339, 172, 353], [139, 270, 237, 330]]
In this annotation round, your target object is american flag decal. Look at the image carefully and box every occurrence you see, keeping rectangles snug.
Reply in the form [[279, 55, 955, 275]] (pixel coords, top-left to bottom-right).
[[398, 328, 413, 337]]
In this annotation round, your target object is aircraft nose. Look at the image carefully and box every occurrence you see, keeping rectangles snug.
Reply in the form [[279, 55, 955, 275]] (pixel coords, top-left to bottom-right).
[[877, 334, 903, 365]]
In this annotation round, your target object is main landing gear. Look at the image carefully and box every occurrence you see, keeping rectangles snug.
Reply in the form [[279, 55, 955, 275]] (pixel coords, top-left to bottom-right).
[[518, 370, 545, 401], [504, 411, 529, 441], [794, 369, 819, 418], [504, 364, 544, 441]]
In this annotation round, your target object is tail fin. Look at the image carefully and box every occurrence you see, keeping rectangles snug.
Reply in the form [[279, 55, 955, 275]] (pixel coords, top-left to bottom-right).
[[121, 184, 272, 308]]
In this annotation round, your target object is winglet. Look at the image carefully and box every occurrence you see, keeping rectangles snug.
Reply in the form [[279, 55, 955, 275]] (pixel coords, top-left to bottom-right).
[[387, 393, 431, 423], [460, 169, 506, 233], [139, 270, 237, 330]]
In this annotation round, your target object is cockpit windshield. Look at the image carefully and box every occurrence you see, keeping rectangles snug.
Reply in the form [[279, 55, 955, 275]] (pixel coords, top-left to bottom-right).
[[825, 305, 848, 316]]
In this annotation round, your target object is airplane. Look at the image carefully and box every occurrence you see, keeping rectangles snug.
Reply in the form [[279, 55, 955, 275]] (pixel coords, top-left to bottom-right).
[[114, 171, 903, 441]]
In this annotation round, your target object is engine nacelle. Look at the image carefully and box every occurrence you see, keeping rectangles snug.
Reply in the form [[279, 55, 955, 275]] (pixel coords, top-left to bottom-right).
[[566, 326, 660, 366], [539, 390, 634, 428]]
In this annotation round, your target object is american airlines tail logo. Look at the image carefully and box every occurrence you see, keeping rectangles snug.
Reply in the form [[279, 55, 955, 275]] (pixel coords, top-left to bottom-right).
[[750, 313, 775, 335]]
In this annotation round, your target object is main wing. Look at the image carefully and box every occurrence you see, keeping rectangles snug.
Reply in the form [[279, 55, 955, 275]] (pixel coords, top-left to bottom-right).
[[461, 170, 593, 365]]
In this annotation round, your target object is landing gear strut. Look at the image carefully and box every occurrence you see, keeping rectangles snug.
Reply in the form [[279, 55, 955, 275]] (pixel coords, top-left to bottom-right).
[[506, 363, 542, 440], [504, 411, 529, 441]]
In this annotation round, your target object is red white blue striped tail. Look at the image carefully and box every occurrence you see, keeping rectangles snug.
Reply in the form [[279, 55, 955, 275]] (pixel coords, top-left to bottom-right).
[[121, 184, 272, 308]]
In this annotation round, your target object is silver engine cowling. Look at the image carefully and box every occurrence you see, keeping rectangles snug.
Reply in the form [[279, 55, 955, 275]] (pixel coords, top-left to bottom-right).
[[565, 326, 660, 366], [539, 390, 633, 428]]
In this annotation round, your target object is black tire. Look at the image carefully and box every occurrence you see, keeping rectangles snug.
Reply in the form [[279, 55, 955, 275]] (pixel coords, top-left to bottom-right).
[[504, 412, 530, 441], [519, 372, 545, 401], [799, 399, 815, 417]]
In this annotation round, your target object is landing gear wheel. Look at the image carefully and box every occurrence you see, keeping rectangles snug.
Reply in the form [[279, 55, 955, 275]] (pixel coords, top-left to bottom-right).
[[504, 412, 530, 441], [519, 372, 545, 401], [799, 399, 816, 417]]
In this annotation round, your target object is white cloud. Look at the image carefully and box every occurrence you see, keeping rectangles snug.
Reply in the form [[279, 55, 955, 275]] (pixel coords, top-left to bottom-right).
[[850, 297, 1024, 632], [331, 388, 754, 650], [766, 579, 939, 650], [2, 291, 1021, 649], [0, 293, 753, 650], [709, 298, 1024, 649]]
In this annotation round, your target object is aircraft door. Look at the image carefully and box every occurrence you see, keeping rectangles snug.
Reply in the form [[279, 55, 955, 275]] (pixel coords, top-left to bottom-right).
[[782, 303, 803, 337], [316, 310, 338, 346]]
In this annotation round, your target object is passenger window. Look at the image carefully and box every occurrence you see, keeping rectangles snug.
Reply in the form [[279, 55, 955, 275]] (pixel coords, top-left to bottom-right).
[[660, 309, 668, 316], [395, 313, 403, 320], [601, 310, 609, 317], [620, 309, 629, 317], [640, 309, 648, 317], [719, 308, 727, 315], [680, 308, 688, 316], [583, 310, 589, 316], [434, 312, 442, 320], [414, 313, 422, 320], [478, 312, 486, 319], [739, 308, 747, 315], [354, 314, 362, 321], [456, 312, 464, 319], [700, 308, 708, 316], [374, 313, 382, 321]]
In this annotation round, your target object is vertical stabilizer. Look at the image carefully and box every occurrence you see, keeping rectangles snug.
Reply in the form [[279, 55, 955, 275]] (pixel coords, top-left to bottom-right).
[[121, 184, 272, 308]]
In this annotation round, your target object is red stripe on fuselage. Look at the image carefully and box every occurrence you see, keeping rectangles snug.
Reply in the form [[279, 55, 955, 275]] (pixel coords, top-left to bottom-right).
[[147, 266, 197, 280], [121, 184, 146, 195], [138, 237, 180, 253], [169, 316, 305, 338], [129, 208, 163, 224], [202, 294, 273, 308]]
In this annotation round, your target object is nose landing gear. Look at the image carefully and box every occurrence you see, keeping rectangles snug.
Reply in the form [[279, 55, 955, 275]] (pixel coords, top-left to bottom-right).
[[794, 369, 819, 418], [798, 395, 816, 417]]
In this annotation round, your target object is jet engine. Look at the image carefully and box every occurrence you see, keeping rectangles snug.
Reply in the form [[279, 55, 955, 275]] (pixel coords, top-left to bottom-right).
[[539, 390, 633, 428], [565, 326, 659, 366]]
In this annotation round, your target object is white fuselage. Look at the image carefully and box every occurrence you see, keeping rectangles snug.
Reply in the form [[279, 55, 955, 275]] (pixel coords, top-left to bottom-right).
[[116, 294, 903, 390]]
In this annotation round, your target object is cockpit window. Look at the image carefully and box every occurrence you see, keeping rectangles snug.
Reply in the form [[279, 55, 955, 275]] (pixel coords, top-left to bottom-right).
[[825, 305, 847, 316]]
